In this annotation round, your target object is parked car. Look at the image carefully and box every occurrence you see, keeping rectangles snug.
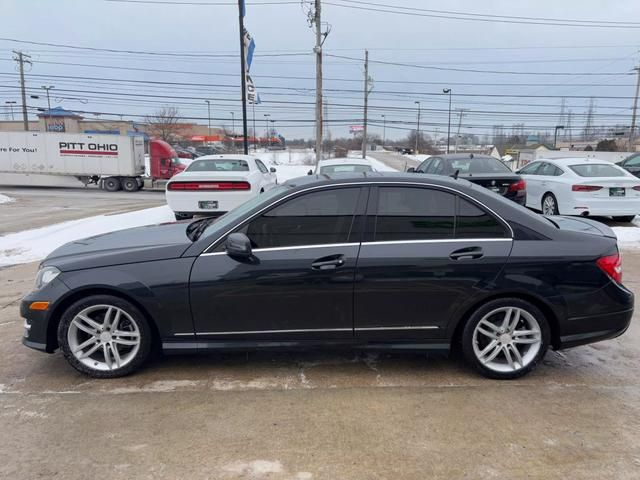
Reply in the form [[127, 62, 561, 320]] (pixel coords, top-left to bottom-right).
[[309, 158, 375, 175], [518, 157, 640, 222], [165, 155, 277, 220], [22, 173, 632, 379], [616, 153, 640, 178], [409, 154, 526, 205]]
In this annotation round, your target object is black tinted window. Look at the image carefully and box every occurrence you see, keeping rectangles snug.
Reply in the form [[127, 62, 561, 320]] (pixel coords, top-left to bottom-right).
[[375, 187, 455, 241], [450, 157, 511, 174], [245, 188, 359, 248], [456, 197, 507, 238]]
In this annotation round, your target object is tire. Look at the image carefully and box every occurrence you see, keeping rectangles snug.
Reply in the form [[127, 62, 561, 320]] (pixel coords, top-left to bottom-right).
[[122, 177, 139, 192], [541, 193, 559, 216], [57, 295, 152, 378], [461, 298, 550, 380], [174, 212, 194, 221], [612, 215, 635, 223], [103, 177, 121, 192]]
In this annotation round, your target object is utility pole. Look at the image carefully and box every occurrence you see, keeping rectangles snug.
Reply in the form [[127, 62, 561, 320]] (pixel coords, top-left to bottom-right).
[[231, 111, 236, 152], [252, 102, 257, 151], [381, 114, 386, 146], [443, 88, 452, 154], [13, 50, 32, 131], [313, 0, 323, 163], [414, 101, 421, 154], [630, 66, 640, 151], [264, 113, 270, 148], [205, 100, 211, 137], [237, 0, 249, 154], [361, 49, 371, 159], [454, 109, 467, 153]]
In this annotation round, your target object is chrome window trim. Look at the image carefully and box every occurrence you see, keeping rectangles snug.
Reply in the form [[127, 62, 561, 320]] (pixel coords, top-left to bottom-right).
[[202, 181, 514, 254], [174, 325, 440, 336]]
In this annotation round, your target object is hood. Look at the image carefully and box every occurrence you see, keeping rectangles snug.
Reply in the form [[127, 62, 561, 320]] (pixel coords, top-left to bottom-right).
[[43, 222, 193, 271]]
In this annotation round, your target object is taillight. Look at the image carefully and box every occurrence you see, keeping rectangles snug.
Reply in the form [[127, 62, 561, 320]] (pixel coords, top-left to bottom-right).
[[572, 185, 602, 192], [508, 179, 526, 193], [597, 253, 622, 284], [167, 181, 251, 191]]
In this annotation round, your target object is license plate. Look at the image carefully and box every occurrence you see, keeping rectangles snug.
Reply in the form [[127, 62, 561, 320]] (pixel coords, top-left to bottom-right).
[[198, 200, 218, 209], [609, 187, 625, 197]]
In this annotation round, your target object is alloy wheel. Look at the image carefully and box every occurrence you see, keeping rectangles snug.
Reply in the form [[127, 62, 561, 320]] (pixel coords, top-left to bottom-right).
[[67, 304, 141, 371], [542, 195, 557, 216], [472, 306, 542, 373]]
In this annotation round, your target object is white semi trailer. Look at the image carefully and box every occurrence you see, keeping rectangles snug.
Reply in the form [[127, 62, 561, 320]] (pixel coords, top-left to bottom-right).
[[0, 131, 170, 191]]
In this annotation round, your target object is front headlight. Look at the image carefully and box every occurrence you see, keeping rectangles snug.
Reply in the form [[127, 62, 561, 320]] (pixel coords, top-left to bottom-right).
[[35, 266, 61, 290]]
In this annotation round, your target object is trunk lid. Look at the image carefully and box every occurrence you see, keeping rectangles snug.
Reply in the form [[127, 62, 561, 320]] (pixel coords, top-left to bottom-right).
[[462, 173, 521, 196], [549, 216, 616, 239]]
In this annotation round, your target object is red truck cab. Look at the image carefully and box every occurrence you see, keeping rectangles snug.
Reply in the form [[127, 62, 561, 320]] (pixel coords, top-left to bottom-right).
[[149, 139, 186, 180]]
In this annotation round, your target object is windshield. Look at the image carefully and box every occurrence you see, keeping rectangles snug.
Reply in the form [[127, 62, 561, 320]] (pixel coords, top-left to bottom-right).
[[319, 164, 373, 174], [569, 164, 626, 177], [186, 159, 249, 172], [193, 184, 291, 241], [450, 157, 512, 174]]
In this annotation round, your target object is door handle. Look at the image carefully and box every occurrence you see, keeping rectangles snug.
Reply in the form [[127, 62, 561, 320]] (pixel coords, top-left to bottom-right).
[[449, 246, 484, 261], [311, 254, 345, 270]]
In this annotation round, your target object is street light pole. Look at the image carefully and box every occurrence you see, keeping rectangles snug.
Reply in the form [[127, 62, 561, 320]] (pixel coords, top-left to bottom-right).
[[230, 111, 235, 152], [41, 85, 54, 111], [443, 88, 452, 154], [263, 113, 270, 147], [414, 101, 421, 154], [205, 100, 211, 137], [554, 125, 565, 149], [381, 114, 386, 146]]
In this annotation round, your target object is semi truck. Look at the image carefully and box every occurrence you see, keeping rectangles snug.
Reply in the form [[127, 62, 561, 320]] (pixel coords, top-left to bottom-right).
[[0, 132, 185, 191]]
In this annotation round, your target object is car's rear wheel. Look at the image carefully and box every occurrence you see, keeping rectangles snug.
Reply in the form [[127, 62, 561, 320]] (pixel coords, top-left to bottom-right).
[[57, 295, 152, 378], [612, 215, 635, 223], [462, 298, 550, 379], [541, 193, 559, 216]]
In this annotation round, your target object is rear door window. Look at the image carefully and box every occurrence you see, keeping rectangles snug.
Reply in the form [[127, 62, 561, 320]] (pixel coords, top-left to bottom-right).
[[456, 197, 508, 238], [374, 187, 455, 241]]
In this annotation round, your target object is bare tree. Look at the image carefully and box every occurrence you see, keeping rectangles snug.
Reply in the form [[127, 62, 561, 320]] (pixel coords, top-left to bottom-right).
[[145, 106, 185, 142]]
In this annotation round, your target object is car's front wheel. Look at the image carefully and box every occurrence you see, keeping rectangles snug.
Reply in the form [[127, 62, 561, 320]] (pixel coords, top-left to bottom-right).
[[57, 295, 152, 378], [462, 298, 550, 379]]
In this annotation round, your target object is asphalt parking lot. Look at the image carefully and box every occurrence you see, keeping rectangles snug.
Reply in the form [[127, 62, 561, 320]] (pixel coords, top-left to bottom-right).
[[1, 186, 639, 479]]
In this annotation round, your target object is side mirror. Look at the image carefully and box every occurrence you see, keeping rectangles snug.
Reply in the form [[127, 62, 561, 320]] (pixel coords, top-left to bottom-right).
[[270, 167, 277, 173], [406, 167, 416, 173], [225, 232, 252, 258], [307, 169, 313, 175]]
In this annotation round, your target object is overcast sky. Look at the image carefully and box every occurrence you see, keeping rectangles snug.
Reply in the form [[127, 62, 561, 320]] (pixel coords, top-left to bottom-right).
[[2, 0, 639, 141]]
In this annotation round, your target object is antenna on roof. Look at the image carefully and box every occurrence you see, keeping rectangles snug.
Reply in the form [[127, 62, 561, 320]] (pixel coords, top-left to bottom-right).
[[452, 169, 460, 180]]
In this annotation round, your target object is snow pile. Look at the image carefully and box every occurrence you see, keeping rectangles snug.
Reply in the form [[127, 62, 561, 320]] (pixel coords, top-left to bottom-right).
[[0, 193, 15, 204], [613, 222, 640, 249], [0, 205, 175, 267]]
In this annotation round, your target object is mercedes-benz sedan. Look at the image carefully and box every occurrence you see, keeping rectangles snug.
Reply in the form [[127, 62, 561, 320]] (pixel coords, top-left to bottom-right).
[[21, 173, 633, 379]]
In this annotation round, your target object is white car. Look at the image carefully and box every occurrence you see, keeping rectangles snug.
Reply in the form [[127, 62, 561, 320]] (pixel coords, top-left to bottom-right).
[[518, 157, 640, 222], [166, 154, 277, 220], [312, 158, 375, 175]]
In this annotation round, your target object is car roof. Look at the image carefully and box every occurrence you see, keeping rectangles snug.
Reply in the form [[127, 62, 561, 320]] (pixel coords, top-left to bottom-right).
[[192, 154, 259, 161], [317, 158, 372, 166], [538, 157, 618, 166], [284, 171, 472, 190], [433, 154, 497, 161]]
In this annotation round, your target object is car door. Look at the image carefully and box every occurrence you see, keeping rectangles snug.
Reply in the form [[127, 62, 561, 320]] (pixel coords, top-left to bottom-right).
[[353, 185, 513, 342], [189, 186, 367, 341], [517, 161, 543, 208], [254, 159, 276, 190]]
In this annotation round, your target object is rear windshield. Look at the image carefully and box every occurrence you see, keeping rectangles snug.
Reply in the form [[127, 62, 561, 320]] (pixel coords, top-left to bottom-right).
[[450, 157, 512, 174], [569, 164, 625, 177], [186, 159, 249, 172], [319, 164, 373, 174]]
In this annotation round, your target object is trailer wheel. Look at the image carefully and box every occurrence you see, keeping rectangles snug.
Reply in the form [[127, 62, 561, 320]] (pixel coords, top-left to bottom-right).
[[103, 177, 121, 192], [122, 177, 139, 192]]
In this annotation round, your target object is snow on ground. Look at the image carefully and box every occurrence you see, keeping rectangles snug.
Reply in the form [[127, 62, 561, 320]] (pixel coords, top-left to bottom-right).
[[0, 193, 15, 204], [0, 205, 175, 267], [613, 221, 640, 249]]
